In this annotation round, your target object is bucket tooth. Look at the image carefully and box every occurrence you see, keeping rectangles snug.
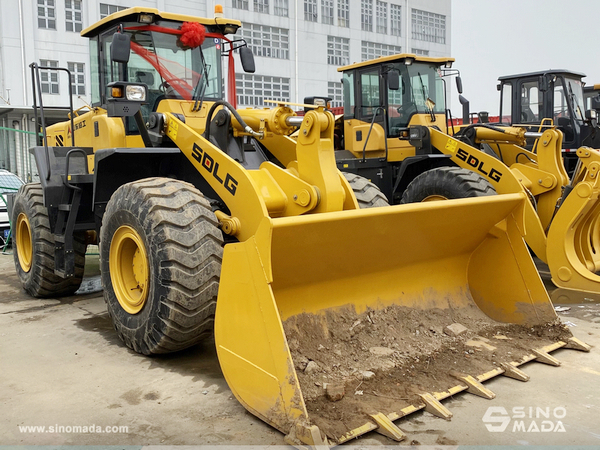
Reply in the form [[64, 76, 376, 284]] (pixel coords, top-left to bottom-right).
[[565, 337, 592, 352], [531, 348, 561, 366], [370, 412, 406, 442], [449, 371, 496, 399], [500, 363, 530, 381], [419, 393, 452, 420], [284, 422, 330, 449]]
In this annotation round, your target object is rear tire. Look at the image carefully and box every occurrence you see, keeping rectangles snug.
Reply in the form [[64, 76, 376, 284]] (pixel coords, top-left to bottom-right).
[[401, 167, 496, 203], [12, 183, 86, 297], [343, 172, 389, 208], [100, 177, 223, 355]]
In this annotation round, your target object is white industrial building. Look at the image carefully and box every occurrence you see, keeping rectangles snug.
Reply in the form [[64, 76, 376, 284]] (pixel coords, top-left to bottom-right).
[[0, 0, 450, 178]]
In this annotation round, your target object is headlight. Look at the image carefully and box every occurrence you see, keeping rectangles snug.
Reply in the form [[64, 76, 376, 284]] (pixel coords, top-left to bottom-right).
[[126, 85, 146, 101], [223, 25, 238, 34]]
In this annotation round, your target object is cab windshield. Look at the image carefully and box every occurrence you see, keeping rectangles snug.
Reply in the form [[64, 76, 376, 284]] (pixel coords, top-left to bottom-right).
[[387, 62, 445, 133], [100, 21, 223, 109]]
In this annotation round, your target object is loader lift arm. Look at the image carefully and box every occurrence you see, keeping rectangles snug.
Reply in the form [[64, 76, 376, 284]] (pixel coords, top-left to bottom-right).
[[423, 124, 600, 292], [159, 104, 359, 243]]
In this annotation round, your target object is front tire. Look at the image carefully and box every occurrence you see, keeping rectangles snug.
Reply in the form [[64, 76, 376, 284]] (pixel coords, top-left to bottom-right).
[[100, 177, 223, 355], [401, 167, 496, 203], [12, 183, 86, 297], [343, 172, 389, 208]]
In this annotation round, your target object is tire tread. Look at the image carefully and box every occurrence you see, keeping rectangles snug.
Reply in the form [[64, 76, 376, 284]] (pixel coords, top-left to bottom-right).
[[401, 167, 496, 204], [13, 183, 86, 297], [343, 172, 389, 208], [101, 177, 223, 355]]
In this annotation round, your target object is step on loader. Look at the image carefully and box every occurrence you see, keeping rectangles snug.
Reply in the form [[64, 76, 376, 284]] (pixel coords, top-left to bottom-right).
[[10, 10, 590, 447]]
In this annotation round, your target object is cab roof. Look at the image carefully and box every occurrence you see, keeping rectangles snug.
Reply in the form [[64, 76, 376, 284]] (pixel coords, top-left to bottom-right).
[[498, 69, 586, 82], [337, 53, 454, 72], [81, 7, 241, 37]]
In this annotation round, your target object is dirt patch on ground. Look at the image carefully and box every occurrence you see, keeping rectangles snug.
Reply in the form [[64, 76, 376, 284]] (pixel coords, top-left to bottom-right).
[[283, 304, 572, 442]]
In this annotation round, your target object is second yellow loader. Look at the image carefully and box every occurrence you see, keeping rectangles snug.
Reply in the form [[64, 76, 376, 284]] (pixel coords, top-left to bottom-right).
[[288, 53, 600, 295]]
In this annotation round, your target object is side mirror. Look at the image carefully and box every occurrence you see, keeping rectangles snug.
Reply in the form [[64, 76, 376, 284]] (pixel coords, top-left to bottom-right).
[[240, 46, 255, 73], [459, 94, 470, 124], [111, 32, 131, 63], [585, 109, 598, 128], [456, 76, 463, 94], [387, 70, 400, 91]]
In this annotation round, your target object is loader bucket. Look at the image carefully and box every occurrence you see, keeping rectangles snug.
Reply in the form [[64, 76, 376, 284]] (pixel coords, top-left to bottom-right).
[[214, 193, 577, 447]]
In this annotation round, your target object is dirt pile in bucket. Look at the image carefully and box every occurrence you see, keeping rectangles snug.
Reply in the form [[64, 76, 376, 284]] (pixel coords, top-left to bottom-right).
[[283, 303, 571, 442]]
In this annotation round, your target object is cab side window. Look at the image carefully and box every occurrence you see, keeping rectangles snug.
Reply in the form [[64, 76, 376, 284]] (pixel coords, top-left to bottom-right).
[[359, 70, 380, 119], [520, 81, 541, 123]]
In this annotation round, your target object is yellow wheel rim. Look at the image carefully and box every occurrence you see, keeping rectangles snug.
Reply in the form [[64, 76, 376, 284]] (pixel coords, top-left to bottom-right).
[[16, 213, 33, 273], [109, 225, 149, 314], [422, 194, 449, 202]]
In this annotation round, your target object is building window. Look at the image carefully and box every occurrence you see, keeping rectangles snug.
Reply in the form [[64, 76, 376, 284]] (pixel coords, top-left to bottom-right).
[[328, 81, 343, 107], [233, 0, 249, 10], [40, 60, 59, 94], [361, 41, 401, 61], [327, 36, 349, 66], [376, 1, 387, 34], [100, 4, 126, 19], [412, 9, 446, 44], [305, 0, 318, 22], [274, 0, 288, 16], [254, 0, 269, 13], [321, 0, 334, 25], [337, 0, 349, 27], [68, 62, 85, 95], [65, 0, 82, 32], [390, 4, 401, 36], [236, 74, 290, 107], [412, 48, 429, 56], [361, 0, 373, 32], [242, 23, 289, 60], [37, 0, 56, 29]]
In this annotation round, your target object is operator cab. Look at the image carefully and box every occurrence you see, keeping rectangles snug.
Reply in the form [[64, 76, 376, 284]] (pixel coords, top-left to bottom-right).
[[331, 54, 454, 202], [497, 69, 600, 175], [81, 7, 252, 134], [498, 70, 586, 142], [337, 54, 451, 141]]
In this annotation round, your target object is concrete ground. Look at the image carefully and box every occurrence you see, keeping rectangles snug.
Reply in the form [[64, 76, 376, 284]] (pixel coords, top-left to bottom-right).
[[1, 251, 599, 447]]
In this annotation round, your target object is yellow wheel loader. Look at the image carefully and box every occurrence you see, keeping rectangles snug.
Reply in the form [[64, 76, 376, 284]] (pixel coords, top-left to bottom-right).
[[10, 11, 590, 447], [289, 53, 600, 294]]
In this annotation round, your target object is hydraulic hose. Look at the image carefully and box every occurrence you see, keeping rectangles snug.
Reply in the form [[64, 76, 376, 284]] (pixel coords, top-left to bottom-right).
[[204, 100, 262, 142]]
